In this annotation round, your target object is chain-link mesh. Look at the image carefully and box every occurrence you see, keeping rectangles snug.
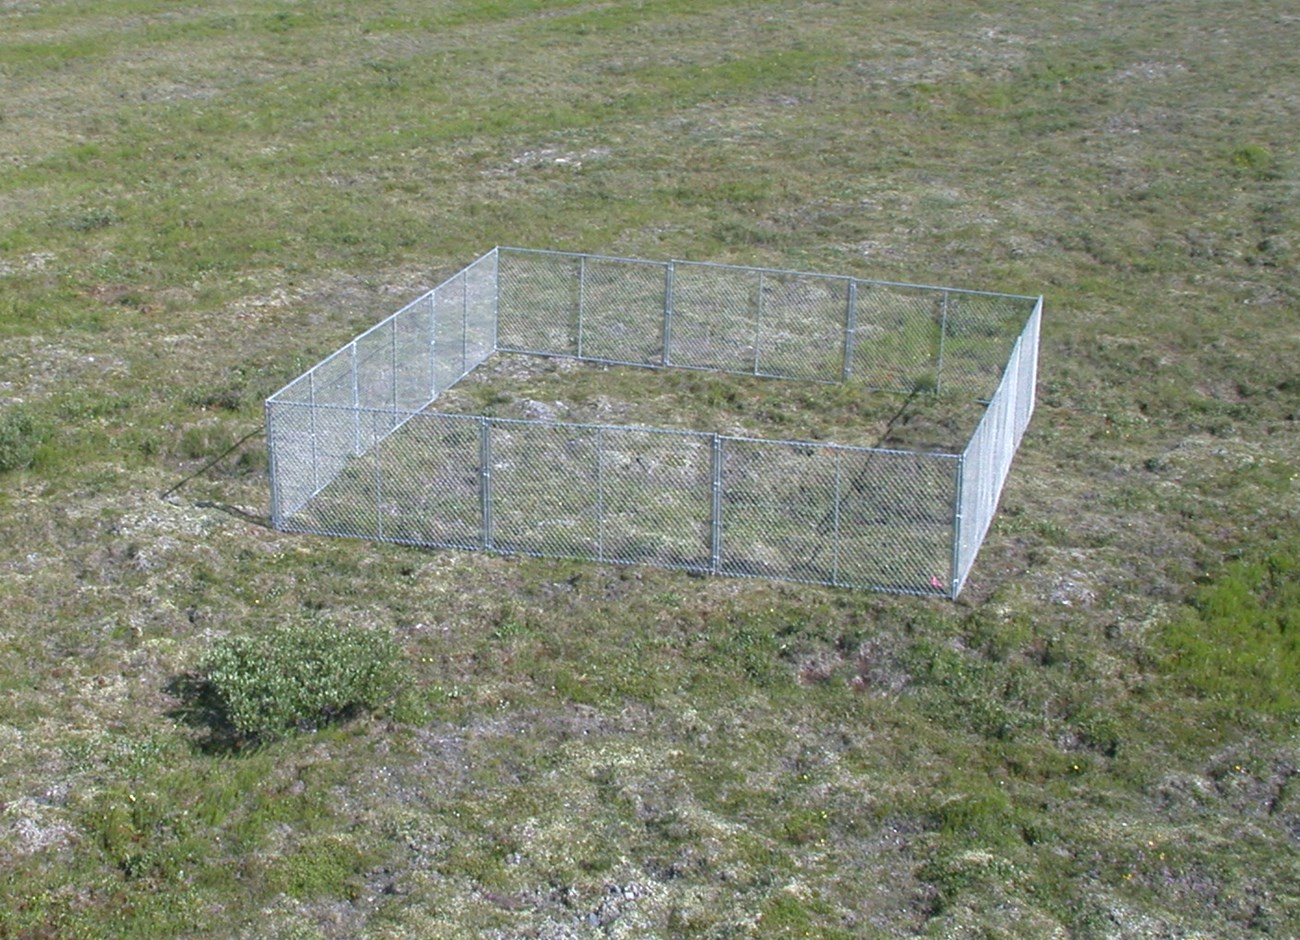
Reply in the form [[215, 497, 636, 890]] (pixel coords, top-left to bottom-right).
[[718, 438, 956, 593], [597, 427, 713, 572], [497, 248, 579, 355], [953, 299, 1040, 594], [755, 271, 848, 381], [667, 262, 757, 373], [577, 256, 669, 366], [849, 281, 941, 394], [487, 420, 600, 559], [267, 247, 1040, 597]]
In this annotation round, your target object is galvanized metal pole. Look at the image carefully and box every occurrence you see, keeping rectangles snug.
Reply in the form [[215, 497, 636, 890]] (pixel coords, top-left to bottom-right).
[[710, 435, 723, 574], [595, 426, 605, 562], [832, 448, 843, 586], [936, 291, 949, 396], [480, 417, 493, 551], [491, 247, 501, 352], [577, 254, 585, 359], [662, 262, 675, 367], [351, 341, 362, 456], [753, 271, 763, 376], [266, 400, 281, 528], [373, 413, 384, 541], [841, 281, 857, 382], [950, 454, 964, 598], [308, 369, 319, 494]]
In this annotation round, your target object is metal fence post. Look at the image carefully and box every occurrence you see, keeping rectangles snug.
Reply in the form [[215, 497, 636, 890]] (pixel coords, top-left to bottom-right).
[[663, 262, 675, 367], [710, 434, 723, 574], [491, 247, 501, 352], [350, 342, 362, 456], [950, 454, 964, 598], [841, 280, 857, 382], [831, 448, 843, 586], [308, 369, 319, 494], [936, 291, 949, 396], [595, 426, 605, 562], [266, 400, 281, 528], [480, 417, 493, 551], [753, 271, 764, 376], [372, 413, 384, 540], [577, 254, 586, 359]]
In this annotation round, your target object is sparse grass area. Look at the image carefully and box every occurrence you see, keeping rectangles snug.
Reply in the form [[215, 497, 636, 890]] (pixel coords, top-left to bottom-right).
[[433, 353, 987, 452], [1, 0, 1298, 936]]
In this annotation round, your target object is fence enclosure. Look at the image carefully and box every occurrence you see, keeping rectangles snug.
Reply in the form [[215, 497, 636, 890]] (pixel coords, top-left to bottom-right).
[[266, 247, 1041, 597]]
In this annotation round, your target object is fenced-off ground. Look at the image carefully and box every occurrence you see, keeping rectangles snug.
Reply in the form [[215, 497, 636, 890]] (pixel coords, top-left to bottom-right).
[[266, 247, 1041, 597]]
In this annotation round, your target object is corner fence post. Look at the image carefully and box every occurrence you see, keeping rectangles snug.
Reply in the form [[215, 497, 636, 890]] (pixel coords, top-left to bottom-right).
[[841, 280, 857, 382], [950, 453, 964, 598], [373, 412, 384, 541], [662, 262, 675, 367], [266, 399, 281, 528], [710, 435, 723, 574]]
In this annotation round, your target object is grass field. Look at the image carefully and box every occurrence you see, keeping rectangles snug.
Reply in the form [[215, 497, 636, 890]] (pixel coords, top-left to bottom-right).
[[1, 0, 1298, 936]]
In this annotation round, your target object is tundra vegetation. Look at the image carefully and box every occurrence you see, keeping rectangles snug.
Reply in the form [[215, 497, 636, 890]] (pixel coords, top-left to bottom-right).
[[0, 0, 1297, 937]]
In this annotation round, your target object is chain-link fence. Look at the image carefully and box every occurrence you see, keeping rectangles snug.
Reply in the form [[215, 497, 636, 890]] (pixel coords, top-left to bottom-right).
[[267, 247, 1040, 597]]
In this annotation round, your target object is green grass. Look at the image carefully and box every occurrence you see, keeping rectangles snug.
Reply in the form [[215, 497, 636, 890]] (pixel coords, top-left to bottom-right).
[[2, 0, 1299, 936]]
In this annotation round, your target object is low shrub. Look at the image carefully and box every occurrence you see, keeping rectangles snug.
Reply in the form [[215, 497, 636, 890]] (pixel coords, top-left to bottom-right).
[[0, 408, 44, 473], [199, 622, 404, 743]]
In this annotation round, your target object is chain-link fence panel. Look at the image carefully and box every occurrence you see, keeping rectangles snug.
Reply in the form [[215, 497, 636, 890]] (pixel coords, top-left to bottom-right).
[[597, 427, 713, 572], [497, 248, 579, 355], [267, 247, 1040, 597], [577, 256, 669, 366], [486, 419, 600, 559], [717, 438, 840, 584], [936, 291, 1036, 401], [754, 272, 848, 381], [278, 409, 386, 540], [849, 281, 941, 394], [668, 262, 757, 373], [954, 299, 1039, 594], [833, 447, 957, 594], [393, 293, 434, 413], [464, 250, 498, 371], [375, 412, 482, 550], [312, 349, 364, 492], [433, 271, 467, 394], [266, 398, 315, 523]]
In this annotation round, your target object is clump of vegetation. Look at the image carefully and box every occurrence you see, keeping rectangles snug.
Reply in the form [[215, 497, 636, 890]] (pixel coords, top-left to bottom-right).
[[199, 622, 404, 743], [1160, 537, 1300, 718], [0, 407, 44, 473]]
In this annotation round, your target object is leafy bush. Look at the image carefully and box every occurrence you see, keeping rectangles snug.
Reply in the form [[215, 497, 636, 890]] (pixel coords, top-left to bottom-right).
[[0, 408, 43, 473], [200, 622, 404, 742]]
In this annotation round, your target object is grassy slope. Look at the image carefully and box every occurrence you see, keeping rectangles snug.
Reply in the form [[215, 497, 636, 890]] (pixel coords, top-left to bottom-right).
[[1, 0, 1297, 936]]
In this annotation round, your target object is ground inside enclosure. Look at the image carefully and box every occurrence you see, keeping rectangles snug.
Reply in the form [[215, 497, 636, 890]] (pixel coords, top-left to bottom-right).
[[2, 0, 1299, 937], [433, 353, 988, 452]]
